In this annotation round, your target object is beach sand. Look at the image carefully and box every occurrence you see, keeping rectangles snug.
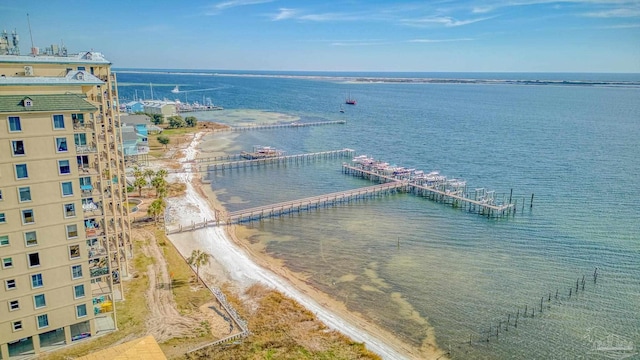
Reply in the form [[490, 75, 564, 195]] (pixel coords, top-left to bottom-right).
[[162, 130, 446, 360]]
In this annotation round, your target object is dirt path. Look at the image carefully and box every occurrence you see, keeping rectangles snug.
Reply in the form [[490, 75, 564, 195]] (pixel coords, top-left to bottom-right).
[[136, 227, 201, 342]]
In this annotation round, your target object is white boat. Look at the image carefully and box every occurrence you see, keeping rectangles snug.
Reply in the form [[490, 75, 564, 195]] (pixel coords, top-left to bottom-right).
[[171, 85, 180, 94]]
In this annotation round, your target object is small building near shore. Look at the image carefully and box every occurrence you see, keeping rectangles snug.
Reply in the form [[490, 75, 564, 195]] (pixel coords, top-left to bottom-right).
[[124, 100, 144, 113], [143, 100, 176, 120]]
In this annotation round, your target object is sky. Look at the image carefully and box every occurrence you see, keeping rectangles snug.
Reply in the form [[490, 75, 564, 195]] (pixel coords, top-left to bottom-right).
[[1, 0, 639, 72]]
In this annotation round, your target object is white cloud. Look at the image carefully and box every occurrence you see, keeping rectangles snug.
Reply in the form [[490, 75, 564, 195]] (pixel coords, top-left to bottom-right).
[[583, 8, 640, 18], [331, 40, 388, 46], [206, 0, 274, 15], [408, 38, 474, 43], [272, 8, 296, 21], [402, 15, 496, 27]]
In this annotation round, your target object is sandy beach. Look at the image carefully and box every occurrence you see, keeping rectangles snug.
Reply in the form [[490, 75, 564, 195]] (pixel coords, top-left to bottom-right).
[[161, 131, 446, 360]]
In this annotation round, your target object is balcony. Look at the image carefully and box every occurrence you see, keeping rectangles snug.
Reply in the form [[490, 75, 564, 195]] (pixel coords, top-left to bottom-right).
[[76, 143, 98, 154], [82, 201, 103, 216], [73, 121, 95, 132], [87, 239, 107, 260], [81, 182, 101, 198]]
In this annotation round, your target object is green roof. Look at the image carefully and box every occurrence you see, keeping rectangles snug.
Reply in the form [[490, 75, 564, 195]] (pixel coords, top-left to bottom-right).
[[0, 94, 97, 113]]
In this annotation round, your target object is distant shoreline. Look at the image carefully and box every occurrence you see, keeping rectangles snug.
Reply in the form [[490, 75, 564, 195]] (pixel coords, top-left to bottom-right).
[[114, 69, 640, 87]]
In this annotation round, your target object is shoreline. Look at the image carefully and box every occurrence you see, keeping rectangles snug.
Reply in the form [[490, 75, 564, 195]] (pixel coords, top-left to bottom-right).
[[163, 130, 446, 360]]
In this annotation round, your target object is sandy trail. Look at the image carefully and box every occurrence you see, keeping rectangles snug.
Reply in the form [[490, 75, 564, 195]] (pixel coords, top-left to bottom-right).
[[137, 227, 201, 342], [162, 132, 436, 359]]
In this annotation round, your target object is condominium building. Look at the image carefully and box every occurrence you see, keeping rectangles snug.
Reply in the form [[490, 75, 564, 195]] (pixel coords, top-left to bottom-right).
[[0, 48, 132, 358]]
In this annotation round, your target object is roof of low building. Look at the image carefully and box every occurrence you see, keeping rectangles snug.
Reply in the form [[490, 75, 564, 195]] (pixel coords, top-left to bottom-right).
[[0, 94, 97, 113], [120, 114, 151, 125], [0, 51, 110, 65], [75, 335, 167, 360], [0, 70, 103, 86]]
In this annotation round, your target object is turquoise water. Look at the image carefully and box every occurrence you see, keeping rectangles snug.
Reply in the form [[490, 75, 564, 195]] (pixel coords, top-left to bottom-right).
[[118, 72, 640, 359]]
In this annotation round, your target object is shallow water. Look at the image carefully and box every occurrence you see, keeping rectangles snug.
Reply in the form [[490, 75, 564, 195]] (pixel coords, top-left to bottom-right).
[[119, 72, 640, 359]]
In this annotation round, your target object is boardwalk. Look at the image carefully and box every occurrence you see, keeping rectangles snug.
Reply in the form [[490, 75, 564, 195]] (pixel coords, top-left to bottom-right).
[[205, 149, 355, 171], [225, 182, 405, 224], [342, 164, 515, 217], [210, 120, 346, 134], [165, 182, 404, 233]]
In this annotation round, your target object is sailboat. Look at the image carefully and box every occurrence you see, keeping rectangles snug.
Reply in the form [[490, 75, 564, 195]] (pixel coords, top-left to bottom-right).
[[345, 92, 356, 105], [171, 85, 180, 94], [339, 105, 345, 113]]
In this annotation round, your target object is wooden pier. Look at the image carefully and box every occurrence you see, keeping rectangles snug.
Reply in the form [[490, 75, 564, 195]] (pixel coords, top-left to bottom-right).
[[206, 149, 355, 172], [211, 120, 346, 134], [342, 164, 515, 217], [225, 182, 405, 224], [166, 182, 404, 233]]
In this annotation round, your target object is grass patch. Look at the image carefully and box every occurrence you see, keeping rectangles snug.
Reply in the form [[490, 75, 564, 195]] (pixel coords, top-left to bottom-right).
[[155, 228, 213, 315], [186, 285, 382, 360], [41, 237, 153, 360]]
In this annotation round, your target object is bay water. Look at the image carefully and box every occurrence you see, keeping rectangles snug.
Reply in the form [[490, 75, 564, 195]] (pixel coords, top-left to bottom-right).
[[118, 71, 640, 359]]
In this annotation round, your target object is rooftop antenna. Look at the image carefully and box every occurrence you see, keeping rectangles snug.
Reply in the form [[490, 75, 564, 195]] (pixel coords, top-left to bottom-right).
[[27, 13, 36, 56]]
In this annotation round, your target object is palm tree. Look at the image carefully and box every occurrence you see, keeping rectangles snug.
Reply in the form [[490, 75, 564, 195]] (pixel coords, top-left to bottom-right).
[[151, 176, 168, 198], [133, 177, 147, 197], [156, 169, 168, 179], [143, 168, 155, 190], [187, 249, 211, 285], [147, 198, 166, 223]]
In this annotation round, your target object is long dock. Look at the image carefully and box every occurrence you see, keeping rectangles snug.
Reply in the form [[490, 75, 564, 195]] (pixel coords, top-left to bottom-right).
[[342, 163, 515, 217], [205, 149, 355, 171], [165, 182, 404, 233], [211, 120, 345, 133], [225, 182, 405, 224]]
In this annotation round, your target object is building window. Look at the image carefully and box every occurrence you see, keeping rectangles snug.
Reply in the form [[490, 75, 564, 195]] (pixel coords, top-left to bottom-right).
[[0, 189, 3, 200], [72, 264, 83, 279], [64, 203, 76, 217], [37, 314, 49, 329], [66, 224, 78, 238], [56, 137, 68, 152], [0, 235, 8, 246], [25, 231, 37, 246], [19, 186, 31, 202], [59, 160, 71, 175], [31, 273, 43, 288], [74, 133, 87, 146], [22, 209, 35, 224], [74, 284, 85, 299], [0, 213, 6, 223], [61, 182, 73, 196], [6, 279, 16, 290], [9, 300, 20, 311], [2, 257, 13, 269], [11, 140, 25, 156], [69, 244, 80, 259], [8, 116, 22, 132], [53, 114, 65, 129], [76, 304, 87, 318], [12, 320, 22, 331], [27, 252, 40, 267], [15, 164, 28, 179], [34, 294, 46, 309]]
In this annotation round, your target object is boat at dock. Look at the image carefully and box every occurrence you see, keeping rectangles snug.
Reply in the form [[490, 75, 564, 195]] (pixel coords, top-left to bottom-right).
[[240, 146, 284, 160]]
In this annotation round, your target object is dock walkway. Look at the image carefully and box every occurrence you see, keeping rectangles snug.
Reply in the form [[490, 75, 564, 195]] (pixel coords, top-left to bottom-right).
[[165, 182, 403, 233], [210, 120, 345, 134], [205, 149, 355, 171], [342, 164, 515, 217]]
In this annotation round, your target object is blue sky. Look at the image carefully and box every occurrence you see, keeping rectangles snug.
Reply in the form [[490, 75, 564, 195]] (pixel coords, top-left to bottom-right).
[[1, 0, 639, 72]]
